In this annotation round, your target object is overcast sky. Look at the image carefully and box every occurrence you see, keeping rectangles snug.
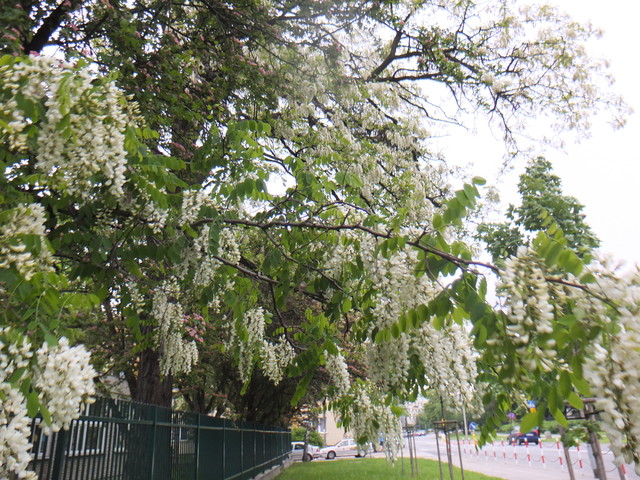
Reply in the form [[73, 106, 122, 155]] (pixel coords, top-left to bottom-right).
[[443, 1, 640, 267]]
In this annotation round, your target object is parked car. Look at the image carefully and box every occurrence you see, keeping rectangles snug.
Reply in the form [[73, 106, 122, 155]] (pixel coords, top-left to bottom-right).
[[507, 429, 540, 445], [319, 438, 369, 459], [290, 441, 320, 461]]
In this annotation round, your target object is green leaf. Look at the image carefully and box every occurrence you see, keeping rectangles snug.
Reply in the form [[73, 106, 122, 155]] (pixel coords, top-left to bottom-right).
[[567, 392, 584, 410], [417, 304, 429, 322], [544, 241, 564, 267], [571, 375, 591, 396], [519, 410, 541, 433], [341, 297, 352, 313], [433, 214, 444, 230], [580, 273, 596, 284], [27, 391, 40, 417], [551, 407, 568, 428], [559, 371, 571, 397], [472, 176, 486, 185], [8, 367, 26, 386], [391, 323, 400, 338], [408, 309, 418, 328]]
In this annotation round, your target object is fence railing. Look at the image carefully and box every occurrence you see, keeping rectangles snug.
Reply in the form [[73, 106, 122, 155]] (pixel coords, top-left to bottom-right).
[[28, 397, 291, 480]]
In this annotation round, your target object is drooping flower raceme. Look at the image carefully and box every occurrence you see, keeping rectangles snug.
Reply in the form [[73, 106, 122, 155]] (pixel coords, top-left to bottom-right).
[[0, 55, 134, 200], [1, 331, 96, 479], [337, 381, 403, 462], [494, 246, 560, 383], [578, 260, 640, 473], [413, 322, 478, 405], [261, 337, 296, 385], [0, 203, 54, 280], [327, 230, 478, 400], [0, 334, 35, 479], [325, 350, 351, 397], [151, 285, 199, 377], [33, 337, 97, 434]]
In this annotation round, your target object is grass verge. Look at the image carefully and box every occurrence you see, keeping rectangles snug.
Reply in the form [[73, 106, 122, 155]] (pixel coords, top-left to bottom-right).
[[276, 458, 504, 480]]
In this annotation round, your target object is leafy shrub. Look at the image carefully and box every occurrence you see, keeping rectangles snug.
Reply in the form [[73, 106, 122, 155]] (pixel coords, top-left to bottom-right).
[[291, 427, 324, 447]]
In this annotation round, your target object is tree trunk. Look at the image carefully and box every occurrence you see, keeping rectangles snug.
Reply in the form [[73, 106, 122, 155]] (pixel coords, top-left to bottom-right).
[[134, 347, 173, 408]]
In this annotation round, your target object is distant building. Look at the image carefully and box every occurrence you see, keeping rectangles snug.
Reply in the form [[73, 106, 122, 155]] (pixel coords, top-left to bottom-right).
[[404, 397, 429, 426], [316, 409, 348, 446]]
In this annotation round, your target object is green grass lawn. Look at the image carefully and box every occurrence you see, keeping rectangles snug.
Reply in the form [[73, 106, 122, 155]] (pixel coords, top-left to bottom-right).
[[276, 458, 504, 480]]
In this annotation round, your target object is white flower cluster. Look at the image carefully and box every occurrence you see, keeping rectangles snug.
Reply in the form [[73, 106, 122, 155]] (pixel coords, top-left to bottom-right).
[[495, 246, 558, 381], [579, 260, 640, 473], [0, 55, 134, 200], [341, 382, 403, 462], [126, 281, 146, 314], [181, 188, 210, 227], [227, 307, 295, 385], [0, 334, 35, 479], [325, 350, 351, 396], [142, 199, 169, 234], [1, 331, 96, 479], [413, 322, 478, 405], [152, 286, 199, 376], [0, 203, 54, 280], [325, 230, 480, 402], [261, 336, 295, 385], [234, 307, 266, 383], [33, 337, 96, 434], [175, 225, 241, 314], [366, 335, 410, 392], [267, 47, 445, 225]]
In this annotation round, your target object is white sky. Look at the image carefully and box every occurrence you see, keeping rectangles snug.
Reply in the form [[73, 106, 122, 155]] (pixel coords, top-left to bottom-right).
[[441, 1, 640, 267]]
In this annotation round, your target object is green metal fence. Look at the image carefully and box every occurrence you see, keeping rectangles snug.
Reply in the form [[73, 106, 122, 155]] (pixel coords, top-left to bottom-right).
[[28, 397, 291, 480]]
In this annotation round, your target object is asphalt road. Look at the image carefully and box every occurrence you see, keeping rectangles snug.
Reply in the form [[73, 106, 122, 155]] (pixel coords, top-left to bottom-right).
[[388, 433, 639, 480]]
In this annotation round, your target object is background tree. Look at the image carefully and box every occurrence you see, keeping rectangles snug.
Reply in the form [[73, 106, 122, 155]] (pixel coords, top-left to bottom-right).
[[478, 157, 600, 263]]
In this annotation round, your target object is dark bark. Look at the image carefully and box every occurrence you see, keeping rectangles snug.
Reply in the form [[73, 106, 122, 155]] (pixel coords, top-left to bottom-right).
[[134, 347, 173, 408], [24, 0, 84, 54]]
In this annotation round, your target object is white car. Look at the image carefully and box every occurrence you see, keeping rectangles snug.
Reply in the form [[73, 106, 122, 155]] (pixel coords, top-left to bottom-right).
[[319, 438, 369, 459], [290, 441, 320, 461]]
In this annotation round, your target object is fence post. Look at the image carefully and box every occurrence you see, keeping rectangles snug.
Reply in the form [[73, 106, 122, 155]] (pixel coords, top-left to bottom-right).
[[150, 405, 158, 479], [195, 414, 201, 480], [241, 424, 244, 480], [51, 429, 68, 480]]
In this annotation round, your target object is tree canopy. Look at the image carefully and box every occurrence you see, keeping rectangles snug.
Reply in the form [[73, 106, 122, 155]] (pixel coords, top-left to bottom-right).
[[478, 157, 601, 262], [1, 1, 639, 477]]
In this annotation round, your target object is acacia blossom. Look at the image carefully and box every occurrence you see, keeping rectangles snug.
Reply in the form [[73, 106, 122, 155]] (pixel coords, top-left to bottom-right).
[[578, 259, 640, 472], [413, 322, 478, 405], [0, 203, 54, 280], [0, 55, 135, 200], [335, 381, 403, 462], [152, 285, 199, 376], [1, 332, 95, 479], [261, 337, 296, 385], [325, 350, 351, 397], [327, 231, 478, 400], [33, 338, 97, 434], [494, 246, 561, 383]]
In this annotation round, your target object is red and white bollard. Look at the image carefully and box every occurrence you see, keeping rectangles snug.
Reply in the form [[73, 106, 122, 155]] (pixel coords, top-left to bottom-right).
[[577, 445, 583, 469], [502, 441, 507, 462], [525, 440, 531, 467], [539, 440, 545, 469], [556, 440, 564, 470], [620, 463, 627, 480]]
